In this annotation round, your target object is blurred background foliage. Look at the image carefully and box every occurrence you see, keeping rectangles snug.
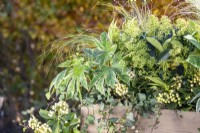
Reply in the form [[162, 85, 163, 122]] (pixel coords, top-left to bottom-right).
[[0, 0, 183, 132]]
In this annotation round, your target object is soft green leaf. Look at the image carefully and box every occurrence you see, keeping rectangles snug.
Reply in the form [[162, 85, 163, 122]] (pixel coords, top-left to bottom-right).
[[39, 109, 53, 119], [80, 74, 88, 90], [45, 92, 51, 100], [157, 49, 170, 61], [53, 121, 61, 133], [146, 37, 163, 52], [58, 60, 71, 68], [54, 70, 67, 89], [184, 35, 200, 50], [47, 120, 56, 126], [145, 76, 168, 90], [96, 78, 105, 95], [163, 38, 171, 50], [171, 40, 183, 46], [73, 128, 81, 133], [106, 69, 116, 87], [186, 54, 200, 68], [66, 78, 76, 98]]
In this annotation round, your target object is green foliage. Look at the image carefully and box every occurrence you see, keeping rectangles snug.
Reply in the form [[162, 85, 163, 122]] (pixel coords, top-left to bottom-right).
[[26, 2, 200, 132]]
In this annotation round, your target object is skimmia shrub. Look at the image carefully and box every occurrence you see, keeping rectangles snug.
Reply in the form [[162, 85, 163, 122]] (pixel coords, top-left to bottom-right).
[[25, 1, 200, 133]]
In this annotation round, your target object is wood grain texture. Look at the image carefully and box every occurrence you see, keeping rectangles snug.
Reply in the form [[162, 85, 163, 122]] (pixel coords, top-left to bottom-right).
[[139, 110, 200, 133], [81, 106, 200, 133]]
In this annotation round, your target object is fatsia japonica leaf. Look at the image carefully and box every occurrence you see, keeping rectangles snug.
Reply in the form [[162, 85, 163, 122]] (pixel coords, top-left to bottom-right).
[[48, 58, 89, 100], [47, 69, 67, 99], [91, 32, 117, 66]]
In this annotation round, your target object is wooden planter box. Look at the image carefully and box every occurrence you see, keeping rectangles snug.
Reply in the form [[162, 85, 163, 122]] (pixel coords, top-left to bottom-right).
[[81, 105, 200, 133]]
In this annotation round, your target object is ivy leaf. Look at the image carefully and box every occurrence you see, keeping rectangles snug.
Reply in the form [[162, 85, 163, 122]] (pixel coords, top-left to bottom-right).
[[86, 115, 95, 125], [146, 37, 163, 52], [138, 93, 146, 102], [108, 118, 118, 123], [184, 35, 200, 50]]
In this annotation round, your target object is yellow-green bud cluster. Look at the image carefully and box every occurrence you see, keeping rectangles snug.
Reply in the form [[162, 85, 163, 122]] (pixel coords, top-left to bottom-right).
[[28, 115, 52, 133], [185, 95, 191, 101], [189, 73, 200, 88], [156, 90, 182, 106], [171, 76, 182, 90], [35, 123, 52, 133], [114, 83, 128, 96], [48, 101, 69, 117], [129, 70, 135, 79]]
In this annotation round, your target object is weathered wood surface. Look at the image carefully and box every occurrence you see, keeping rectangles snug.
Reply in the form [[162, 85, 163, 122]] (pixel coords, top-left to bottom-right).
[[81, 105, 135, 133], [139, 110, 200, 133], [81, 105, 200, 133]]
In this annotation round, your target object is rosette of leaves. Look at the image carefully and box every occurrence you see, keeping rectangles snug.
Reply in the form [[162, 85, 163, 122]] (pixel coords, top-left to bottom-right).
[[46, 32, 130, 101]]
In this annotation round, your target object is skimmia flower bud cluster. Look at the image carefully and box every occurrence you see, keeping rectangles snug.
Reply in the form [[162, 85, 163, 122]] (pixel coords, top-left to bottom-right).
[[157, 90, 182, 106], [189, 72, 200, 88], [114, 83, 128, 96], [129, 70, 135, 79], [48, 101, 69, 117], [171, 75, 182, 90], [28, 115, 52, 133]]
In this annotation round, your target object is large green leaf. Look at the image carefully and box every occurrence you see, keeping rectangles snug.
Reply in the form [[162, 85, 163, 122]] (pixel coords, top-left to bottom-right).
[[146, 37, 164, 52], [184, 35, 200, 50], [186, 54, 200, 68]]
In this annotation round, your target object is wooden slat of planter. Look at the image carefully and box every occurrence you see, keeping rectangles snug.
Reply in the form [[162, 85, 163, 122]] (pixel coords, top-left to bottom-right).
[[81, 105, 135, 133], [139, 110, 200, 133], [81, 106, 200, 133]]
